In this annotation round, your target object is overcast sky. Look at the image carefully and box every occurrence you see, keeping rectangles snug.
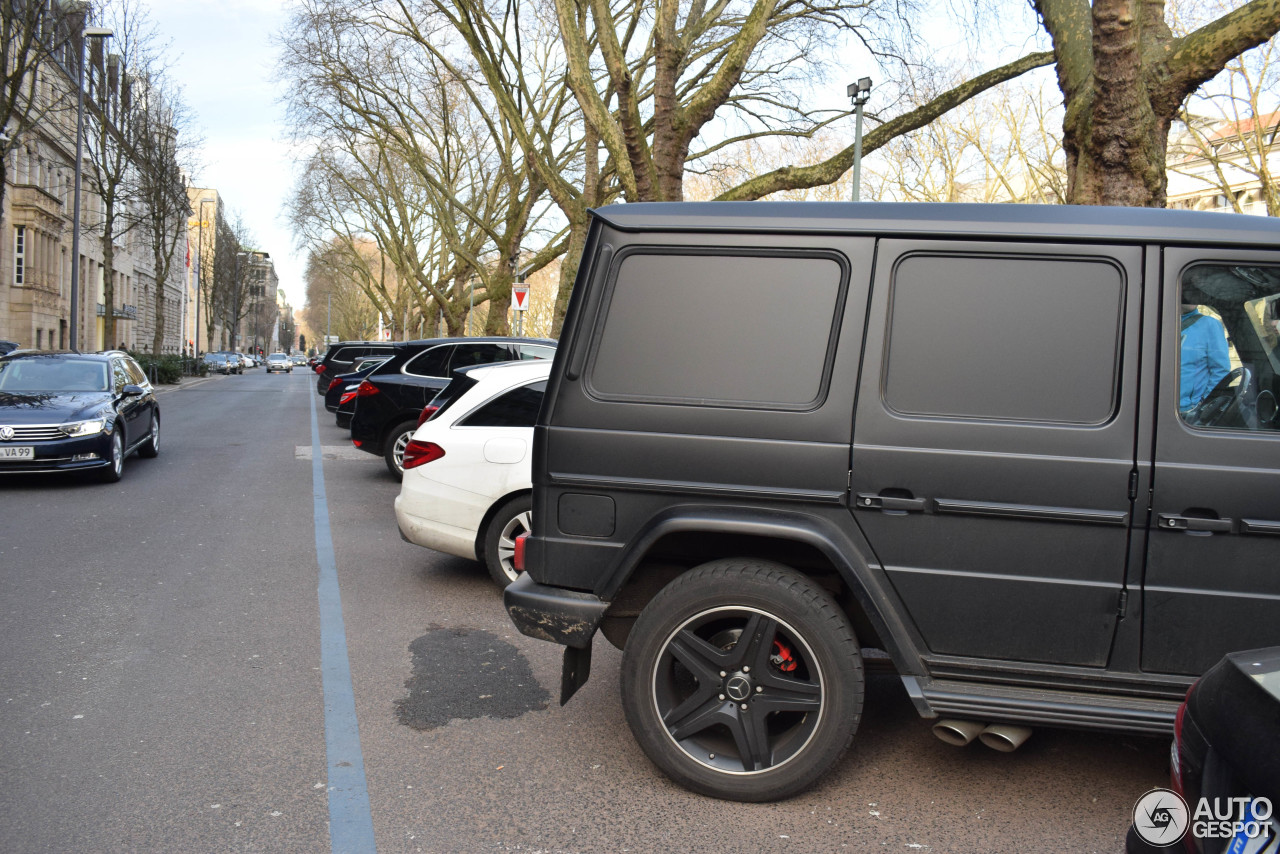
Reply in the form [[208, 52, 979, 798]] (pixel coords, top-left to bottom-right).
[[143, 0, 305, 309]]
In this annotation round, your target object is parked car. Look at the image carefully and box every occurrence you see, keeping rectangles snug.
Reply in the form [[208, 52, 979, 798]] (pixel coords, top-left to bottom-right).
[[395, 360, 551, 587], [219, 352, 246, 374], [1128, 646, 1280, 853], [326, 357, 391, 419], [313, 341, 397, 394], [0, 340, 18, 356], [348, 337, 556, 478], [266, 353, 292, 373], [0, 350, 160, 482], [201, 353, 237, 375], [502, 201, 1280, 802], [238, 353, 255, 369]]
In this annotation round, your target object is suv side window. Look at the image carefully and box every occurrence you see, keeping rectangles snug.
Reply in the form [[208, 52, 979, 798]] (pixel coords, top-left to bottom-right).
[[515, 344, 555, 361], [588, 249, 845, 409], [458, 381, 548, 428], [1177, 263, 1280, 431], [884, 253, 1124, 424], [449, 343, 515, 370], [404, 346, 451, 377]]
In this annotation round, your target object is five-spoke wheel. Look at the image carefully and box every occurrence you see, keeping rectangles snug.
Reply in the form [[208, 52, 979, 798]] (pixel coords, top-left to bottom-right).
[[621, 559, 863, 801]]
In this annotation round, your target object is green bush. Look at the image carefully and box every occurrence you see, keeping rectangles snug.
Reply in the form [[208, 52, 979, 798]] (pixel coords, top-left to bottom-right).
[[129, 353, 185, 384]]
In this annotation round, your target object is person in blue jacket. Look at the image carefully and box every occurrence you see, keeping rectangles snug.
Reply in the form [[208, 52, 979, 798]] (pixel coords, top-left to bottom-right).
[[1180, 300, 1231, 417]]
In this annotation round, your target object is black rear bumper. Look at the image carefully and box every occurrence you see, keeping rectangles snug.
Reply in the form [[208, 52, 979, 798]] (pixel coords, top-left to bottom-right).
[[503, 573, 608, 650]]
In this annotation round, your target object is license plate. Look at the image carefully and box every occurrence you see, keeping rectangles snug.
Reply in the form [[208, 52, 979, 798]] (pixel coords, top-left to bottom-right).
[[0, 446, 34, 460]]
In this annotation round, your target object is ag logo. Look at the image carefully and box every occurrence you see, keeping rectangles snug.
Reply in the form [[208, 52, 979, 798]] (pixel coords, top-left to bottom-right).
[[1133, 788, 1190, 846]]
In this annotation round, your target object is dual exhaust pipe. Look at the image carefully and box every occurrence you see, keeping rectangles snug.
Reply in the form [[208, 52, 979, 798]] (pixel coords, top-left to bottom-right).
[[932, 719, 1032, 752]]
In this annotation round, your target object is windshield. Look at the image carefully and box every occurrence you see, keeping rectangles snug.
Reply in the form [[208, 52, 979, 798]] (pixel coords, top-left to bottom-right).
[[0, 358, 110, 392]]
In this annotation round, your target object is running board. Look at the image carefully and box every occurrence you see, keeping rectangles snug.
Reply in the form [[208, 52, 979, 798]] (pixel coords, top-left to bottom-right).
[[903, 677, 1180, 736]]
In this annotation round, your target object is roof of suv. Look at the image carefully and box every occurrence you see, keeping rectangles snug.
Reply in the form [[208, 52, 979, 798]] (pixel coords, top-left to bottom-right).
[[591, 201, 1280, 246]]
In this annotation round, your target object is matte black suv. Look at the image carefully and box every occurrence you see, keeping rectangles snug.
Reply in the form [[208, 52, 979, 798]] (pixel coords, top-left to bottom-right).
[[504, 202, 1280, 802], [348, 336, 555, 477]]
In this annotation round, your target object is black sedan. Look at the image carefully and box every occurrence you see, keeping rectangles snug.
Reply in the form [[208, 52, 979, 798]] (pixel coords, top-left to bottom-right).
[[325, 356, 391, 420], [0, 351, 160, 482]]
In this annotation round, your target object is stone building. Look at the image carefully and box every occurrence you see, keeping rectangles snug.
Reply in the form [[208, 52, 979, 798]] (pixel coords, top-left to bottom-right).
[[2, 5, 189, 354]]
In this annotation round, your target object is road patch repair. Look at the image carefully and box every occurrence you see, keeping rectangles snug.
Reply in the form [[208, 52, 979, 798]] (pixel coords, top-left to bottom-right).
[[295, 445, 372, 461], [395, 627, 549, 730]]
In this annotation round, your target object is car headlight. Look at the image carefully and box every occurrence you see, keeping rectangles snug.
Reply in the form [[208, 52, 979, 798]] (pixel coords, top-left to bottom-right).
[[60, 418, 107, 437]]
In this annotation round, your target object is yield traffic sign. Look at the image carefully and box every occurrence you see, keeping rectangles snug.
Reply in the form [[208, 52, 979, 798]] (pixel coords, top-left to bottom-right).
[[512, 284, 530, 311]]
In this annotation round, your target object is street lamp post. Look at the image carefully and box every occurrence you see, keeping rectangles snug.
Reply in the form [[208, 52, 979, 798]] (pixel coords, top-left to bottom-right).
[[67, 25, 113, 351], [848, 77, 872, 202]]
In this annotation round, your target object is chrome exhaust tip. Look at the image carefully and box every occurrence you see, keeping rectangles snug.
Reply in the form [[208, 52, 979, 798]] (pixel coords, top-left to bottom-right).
[[978, 723, 1033, 752], [932, 719, 986, 747]]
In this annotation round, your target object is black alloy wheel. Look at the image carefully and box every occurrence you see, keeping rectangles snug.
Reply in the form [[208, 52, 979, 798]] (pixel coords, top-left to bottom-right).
[[620, 559, 864, 802]]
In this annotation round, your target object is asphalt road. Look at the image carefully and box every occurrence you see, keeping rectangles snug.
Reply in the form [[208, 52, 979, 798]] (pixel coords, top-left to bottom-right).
[[0, 369, 1169, 853]]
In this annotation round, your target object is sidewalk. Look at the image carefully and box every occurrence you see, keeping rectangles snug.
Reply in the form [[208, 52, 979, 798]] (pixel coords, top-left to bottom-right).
[[152, 372, 221, 394]]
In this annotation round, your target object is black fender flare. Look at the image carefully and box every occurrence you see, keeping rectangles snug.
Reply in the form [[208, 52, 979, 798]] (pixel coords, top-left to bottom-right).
[[599, 503, 926, 678]]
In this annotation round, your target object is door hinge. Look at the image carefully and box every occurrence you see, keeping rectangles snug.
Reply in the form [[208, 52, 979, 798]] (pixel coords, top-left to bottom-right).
[[1117, 589, 1128, 617], [1128, 470, 1139, 501]]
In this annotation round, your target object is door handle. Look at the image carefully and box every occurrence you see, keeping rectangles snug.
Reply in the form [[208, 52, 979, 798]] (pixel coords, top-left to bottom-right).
[[1157, 514, 1232, 533], [855, 493, 927, 512]]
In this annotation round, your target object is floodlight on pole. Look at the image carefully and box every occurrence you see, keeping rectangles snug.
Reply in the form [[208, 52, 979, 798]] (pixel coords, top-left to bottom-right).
[[847, 77, 872, 202], [68, 25, 114, 351]]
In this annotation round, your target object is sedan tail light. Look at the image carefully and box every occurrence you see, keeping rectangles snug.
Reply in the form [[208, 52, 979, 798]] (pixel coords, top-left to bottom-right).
[[415, 405, 440, 428], [327, 378, 344, 392], [353, 380, 379, 398], [402, 440, 445, 470]]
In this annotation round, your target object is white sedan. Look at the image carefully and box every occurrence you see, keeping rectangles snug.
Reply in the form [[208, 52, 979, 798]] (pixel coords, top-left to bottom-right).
[[394, 359, 550, 588]]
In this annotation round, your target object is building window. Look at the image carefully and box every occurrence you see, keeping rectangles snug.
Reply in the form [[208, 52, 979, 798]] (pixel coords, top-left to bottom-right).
[[14, 226, 25, 285]]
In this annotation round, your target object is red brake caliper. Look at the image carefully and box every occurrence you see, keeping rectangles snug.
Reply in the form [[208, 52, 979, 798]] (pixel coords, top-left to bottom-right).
[[771, 638, 798, 672]]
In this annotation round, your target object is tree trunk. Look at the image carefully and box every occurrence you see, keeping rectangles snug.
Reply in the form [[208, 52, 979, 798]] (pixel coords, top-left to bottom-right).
[[151, 275, 165, 355], [1061, 0, 1171, 206], [101, 216, 117, 349], [1039, 0, 1280, 207]]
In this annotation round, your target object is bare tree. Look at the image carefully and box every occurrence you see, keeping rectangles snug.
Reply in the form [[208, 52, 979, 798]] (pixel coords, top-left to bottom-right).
[[280, 0, 571, 337], [80, 0, 157, 347], [0, 0, 79, 215], [302, 241, 381, 341], [1032, 0, 1280, 206], [1168, 20, 1278, 215], [132, 68, 198, 355]]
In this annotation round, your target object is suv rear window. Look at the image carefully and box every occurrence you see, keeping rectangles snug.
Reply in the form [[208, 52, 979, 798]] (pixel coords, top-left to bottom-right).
[[459, 381, 548, 428], [587, 250, 845, 408]]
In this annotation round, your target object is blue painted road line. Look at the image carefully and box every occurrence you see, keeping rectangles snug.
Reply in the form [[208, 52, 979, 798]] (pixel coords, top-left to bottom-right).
[[310, 391, 378, 853]]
